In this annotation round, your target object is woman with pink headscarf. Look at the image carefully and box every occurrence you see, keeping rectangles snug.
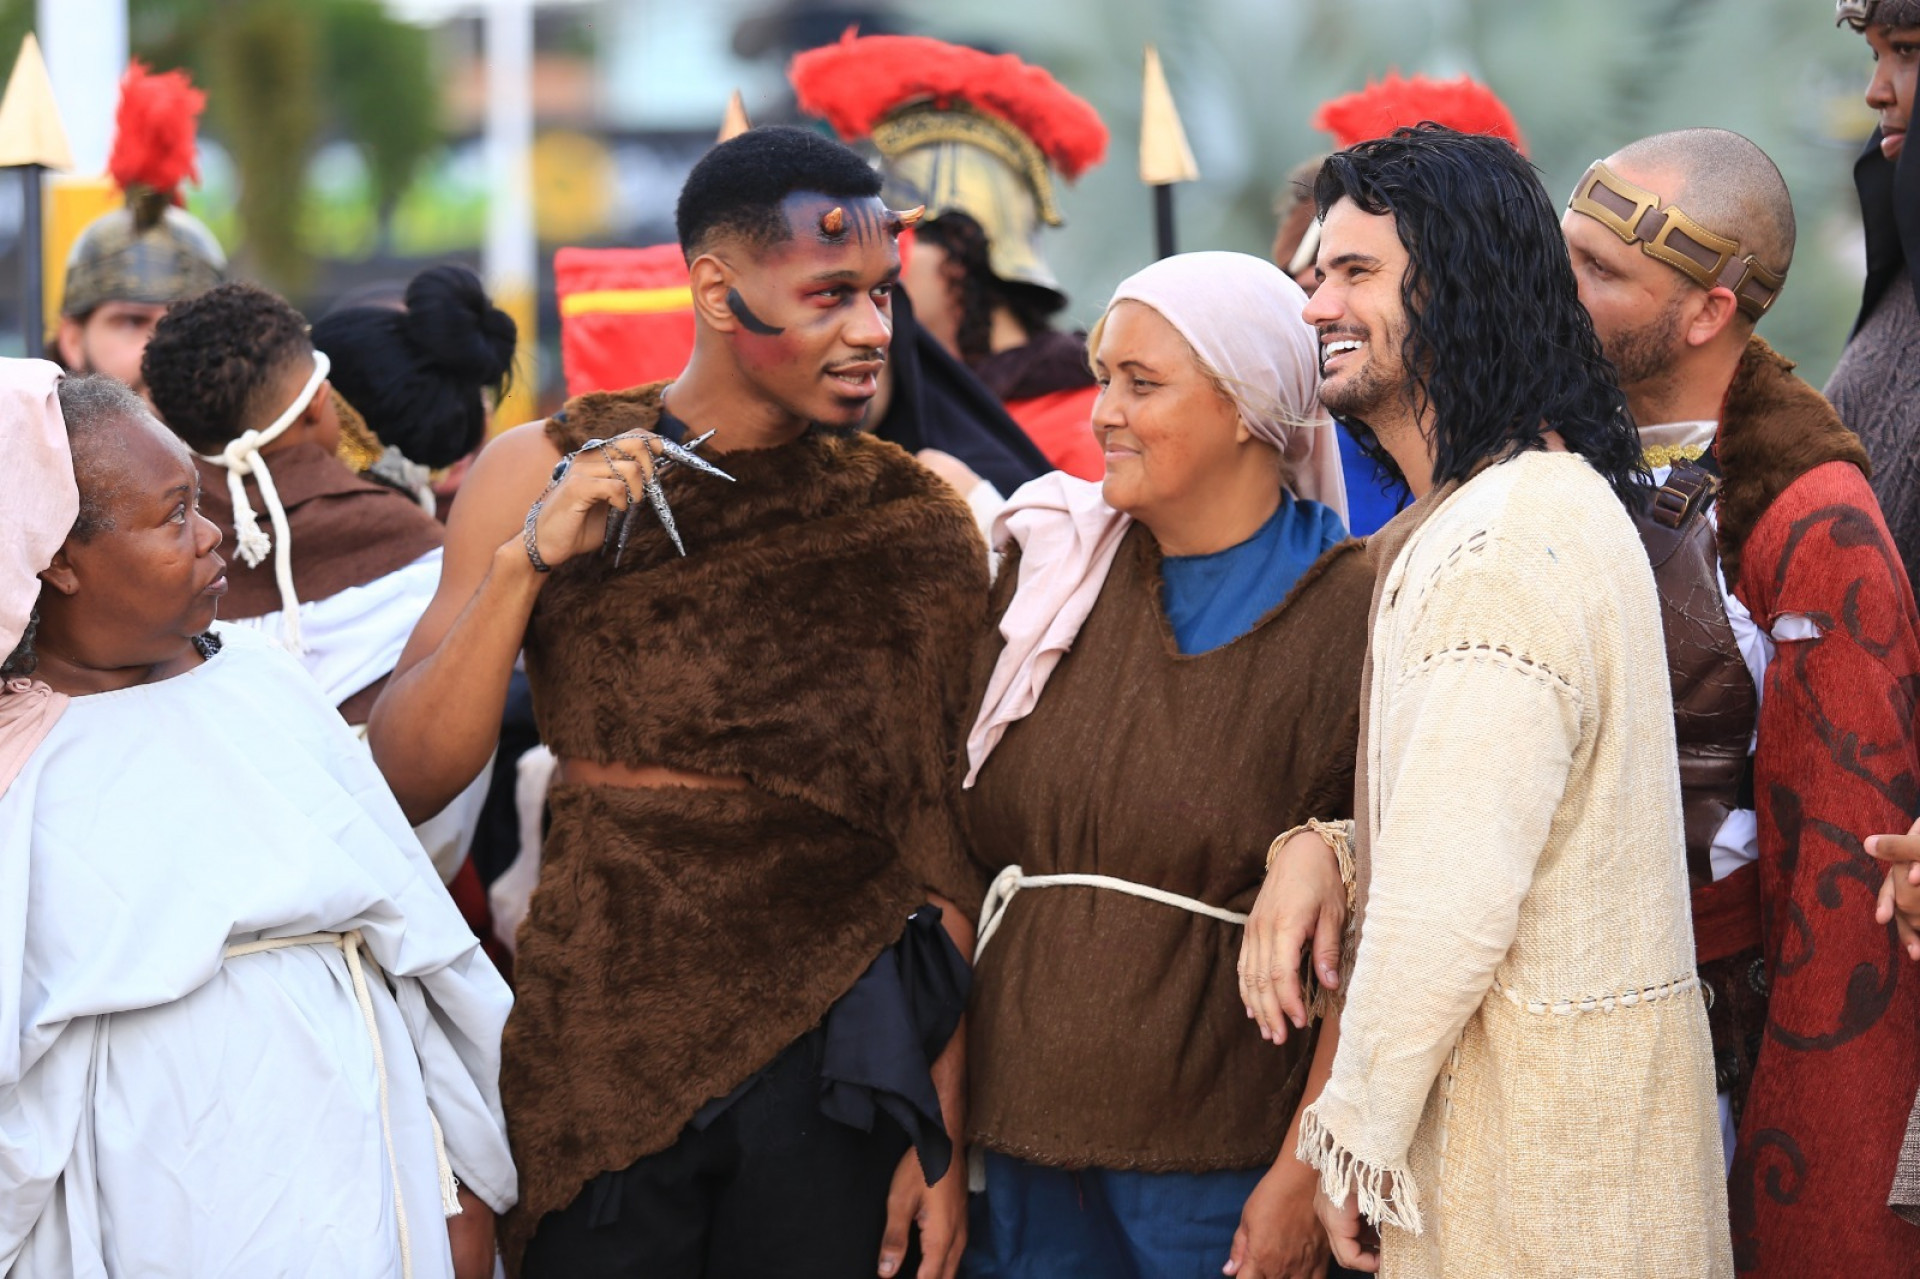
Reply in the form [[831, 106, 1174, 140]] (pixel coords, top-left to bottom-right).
[[958, 252, 1372, 1278]]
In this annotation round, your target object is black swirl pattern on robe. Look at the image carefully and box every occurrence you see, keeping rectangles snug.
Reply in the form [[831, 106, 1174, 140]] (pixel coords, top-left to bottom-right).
[[1731, 464, 1920, 1275]]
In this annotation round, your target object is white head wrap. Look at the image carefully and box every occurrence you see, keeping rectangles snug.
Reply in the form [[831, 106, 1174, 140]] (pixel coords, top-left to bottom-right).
[[963, 251, 1347, 786], [198, 349, 330, 652], [1106, 250, 1346, 521]]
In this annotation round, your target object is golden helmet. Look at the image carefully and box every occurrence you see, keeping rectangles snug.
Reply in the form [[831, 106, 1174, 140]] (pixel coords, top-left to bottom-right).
[[791, 33, 1108, 301]]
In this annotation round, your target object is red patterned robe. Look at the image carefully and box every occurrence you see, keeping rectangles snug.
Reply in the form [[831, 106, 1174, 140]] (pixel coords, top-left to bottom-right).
[[1721, 341, 1920, 1274]]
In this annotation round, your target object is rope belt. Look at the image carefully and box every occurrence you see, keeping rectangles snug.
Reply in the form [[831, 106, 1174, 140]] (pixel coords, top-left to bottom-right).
[[975, 864, 1249, 956], [222, 929, 460, 1279]]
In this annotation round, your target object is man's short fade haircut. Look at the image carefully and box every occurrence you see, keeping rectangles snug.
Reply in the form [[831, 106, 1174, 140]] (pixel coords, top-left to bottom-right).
[[675, 125, 883, 262], [143, 281, 315, 456]]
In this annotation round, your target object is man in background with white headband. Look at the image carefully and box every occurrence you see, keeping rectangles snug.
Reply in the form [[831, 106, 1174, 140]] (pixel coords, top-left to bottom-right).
[[142, 281, 444, 722], [139, 288, 499, 887], [139, 284, 491, 885]]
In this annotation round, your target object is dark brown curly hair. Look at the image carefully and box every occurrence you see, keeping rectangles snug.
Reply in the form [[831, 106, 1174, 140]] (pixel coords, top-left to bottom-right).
[[142, 282, 314, 456]]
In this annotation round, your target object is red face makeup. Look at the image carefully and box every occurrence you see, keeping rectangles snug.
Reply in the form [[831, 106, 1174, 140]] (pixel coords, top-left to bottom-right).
[[723, 192, 903, 430]]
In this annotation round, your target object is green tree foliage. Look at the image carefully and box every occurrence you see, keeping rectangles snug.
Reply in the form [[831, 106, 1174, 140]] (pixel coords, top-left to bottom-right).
[[321, 0, 438, 248], [0, 0, 441, 292], [204, 0, 320, 290]]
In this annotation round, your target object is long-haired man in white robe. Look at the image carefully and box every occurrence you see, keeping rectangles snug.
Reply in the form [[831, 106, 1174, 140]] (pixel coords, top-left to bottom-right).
[[0, 365, 515, 1277]]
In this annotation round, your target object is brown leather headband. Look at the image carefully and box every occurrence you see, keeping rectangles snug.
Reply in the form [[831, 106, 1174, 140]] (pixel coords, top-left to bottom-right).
[[1568, 160, 1785, 321]]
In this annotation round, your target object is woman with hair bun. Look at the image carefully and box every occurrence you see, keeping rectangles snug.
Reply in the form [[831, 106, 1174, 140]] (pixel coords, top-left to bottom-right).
[[314, 264, 518, 515]]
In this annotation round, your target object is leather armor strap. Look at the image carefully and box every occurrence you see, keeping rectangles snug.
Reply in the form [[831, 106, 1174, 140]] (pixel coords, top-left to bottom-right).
[[1648, 458, 1721, 531]]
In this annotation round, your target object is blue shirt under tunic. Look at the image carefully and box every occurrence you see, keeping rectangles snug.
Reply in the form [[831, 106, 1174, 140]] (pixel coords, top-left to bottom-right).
[[1159, 494, 1347, 655], [1337, 420, 1406, 536]]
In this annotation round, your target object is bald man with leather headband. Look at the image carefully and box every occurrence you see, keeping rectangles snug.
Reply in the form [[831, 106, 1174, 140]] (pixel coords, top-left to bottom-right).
[[1564, 126, 1920, 1278]]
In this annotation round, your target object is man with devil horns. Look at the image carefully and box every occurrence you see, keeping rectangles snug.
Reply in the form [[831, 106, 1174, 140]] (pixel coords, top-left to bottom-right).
[[53, 62, 225, 397], [367, 126, 987, 1279]]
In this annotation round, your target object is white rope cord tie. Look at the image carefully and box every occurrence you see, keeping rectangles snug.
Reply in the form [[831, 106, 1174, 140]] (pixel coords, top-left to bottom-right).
[[199, 350, 332, 653], [223, 928, 461, 1279], [975, 863, 1249, 957]]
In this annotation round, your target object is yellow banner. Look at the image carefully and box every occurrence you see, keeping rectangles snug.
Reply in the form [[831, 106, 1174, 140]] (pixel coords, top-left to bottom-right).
[[559, 285, 692, 317]]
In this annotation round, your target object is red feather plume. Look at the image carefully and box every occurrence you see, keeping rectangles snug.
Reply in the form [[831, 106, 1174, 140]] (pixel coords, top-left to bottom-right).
[[1314, 72, 1526, 156], [790, 31, 1108, 180], [108, 61, 206, 202]]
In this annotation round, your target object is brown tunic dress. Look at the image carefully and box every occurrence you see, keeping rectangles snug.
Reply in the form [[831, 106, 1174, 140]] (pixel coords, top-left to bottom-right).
[[963, 524, 1372, 1171]]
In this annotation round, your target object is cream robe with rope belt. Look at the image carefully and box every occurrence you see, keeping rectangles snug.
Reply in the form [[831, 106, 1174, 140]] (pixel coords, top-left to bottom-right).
[[1298, 451, 1729, 1277], [0, 626, 515, 1278]]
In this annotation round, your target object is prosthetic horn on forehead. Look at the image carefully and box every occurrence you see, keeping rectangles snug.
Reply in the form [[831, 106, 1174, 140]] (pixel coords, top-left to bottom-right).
[[1568, 160, 1786, 320], [817, 203, 927, 237]]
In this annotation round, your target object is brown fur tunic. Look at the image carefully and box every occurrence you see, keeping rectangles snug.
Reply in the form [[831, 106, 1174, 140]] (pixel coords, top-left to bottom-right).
[[1716, 336, 1872, 592], [503, 383, 987, 1264]]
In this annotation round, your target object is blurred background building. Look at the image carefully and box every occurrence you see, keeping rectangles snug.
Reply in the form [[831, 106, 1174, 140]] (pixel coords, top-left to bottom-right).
[[0, 0, 1883, 415]]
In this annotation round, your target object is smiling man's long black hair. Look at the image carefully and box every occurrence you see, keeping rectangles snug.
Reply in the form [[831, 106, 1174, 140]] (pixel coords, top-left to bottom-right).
[[1315, 125, 1648, 507]]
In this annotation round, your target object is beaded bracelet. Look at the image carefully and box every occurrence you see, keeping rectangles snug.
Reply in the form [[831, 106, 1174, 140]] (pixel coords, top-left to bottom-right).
[[523, 499, 552, 573]]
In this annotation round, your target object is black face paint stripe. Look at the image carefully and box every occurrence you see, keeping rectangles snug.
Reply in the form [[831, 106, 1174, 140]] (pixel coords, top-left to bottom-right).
[[727, 288, 784, 335]]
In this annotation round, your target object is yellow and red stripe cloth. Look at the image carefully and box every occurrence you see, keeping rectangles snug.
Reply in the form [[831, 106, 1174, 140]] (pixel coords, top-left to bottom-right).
[[555, 244, 697, 396]]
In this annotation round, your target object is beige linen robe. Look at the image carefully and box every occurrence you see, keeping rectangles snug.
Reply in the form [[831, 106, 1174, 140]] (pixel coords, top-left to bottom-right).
[[1299, 450, 1730, 1277]]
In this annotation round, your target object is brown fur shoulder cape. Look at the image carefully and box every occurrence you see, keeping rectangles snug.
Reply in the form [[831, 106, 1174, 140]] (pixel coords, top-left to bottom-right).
[[1713, 336, 1872, 591], [502, 383, 988, 1268]]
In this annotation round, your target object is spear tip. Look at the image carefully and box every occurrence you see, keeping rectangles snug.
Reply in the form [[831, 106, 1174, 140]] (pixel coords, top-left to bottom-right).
[[1139, 45, 1198, 187], [717, 89, 752, 143], [0, 34, 73, 172]]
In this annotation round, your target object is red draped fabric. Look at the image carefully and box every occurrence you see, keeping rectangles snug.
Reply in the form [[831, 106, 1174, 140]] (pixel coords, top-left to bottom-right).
[[1732, 459, 1920, 1274], [555, 244, 696, 398]]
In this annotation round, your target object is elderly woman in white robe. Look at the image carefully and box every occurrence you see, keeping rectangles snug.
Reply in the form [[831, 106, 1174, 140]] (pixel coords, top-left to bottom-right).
[[0, 365, 514, 1279]]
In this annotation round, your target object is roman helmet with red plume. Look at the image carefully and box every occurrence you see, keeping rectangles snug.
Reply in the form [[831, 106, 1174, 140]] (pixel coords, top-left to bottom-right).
[[61, 61, 225, 320], [790, 31, 1108, 299]]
